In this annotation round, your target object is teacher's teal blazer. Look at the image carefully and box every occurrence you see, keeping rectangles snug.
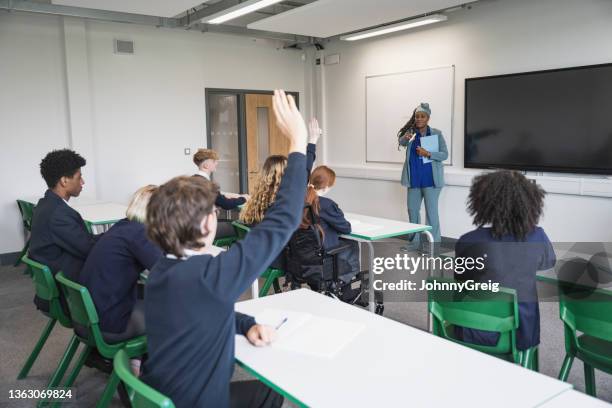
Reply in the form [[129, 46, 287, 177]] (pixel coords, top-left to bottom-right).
[[399, 128, 448, 188]]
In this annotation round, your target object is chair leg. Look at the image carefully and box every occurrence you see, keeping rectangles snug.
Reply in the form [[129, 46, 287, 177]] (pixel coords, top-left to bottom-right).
[[272, 278, 282, 294], [48, 346, 91, 408], [63, 345, 91, 387], [14, 241, 29, 267], [558, 354, 574, 381], [533, 347, 539, 372], [584, 363, 597, 397], [96, 370, 121, 408], [259, 276, 275, 297], [520, 348, 535, 370], [18, 319, 56, 379], [37, 336, 80, 408]]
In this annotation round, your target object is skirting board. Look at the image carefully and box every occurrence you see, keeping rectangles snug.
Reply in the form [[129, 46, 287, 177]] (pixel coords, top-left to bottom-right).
[[0, 251, 21, 266], [332, 165, 612, 198]]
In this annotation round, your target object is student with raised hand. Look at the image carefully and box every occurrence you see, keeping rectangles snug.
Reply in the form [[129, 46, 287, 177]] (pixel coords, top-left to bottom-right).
[[142, 90, 307, 408], [78, 185, 162, 343], [239, 117, 319, 226], [454, 170, 556, 352], [30, 149, 97, 312]]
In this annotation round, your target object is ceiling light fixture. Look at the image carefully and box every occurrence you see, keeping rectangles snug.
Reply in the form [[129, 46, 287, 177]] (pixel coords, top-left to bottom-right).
[[205, 0, 285, 25], [340, 14, 447, 41]]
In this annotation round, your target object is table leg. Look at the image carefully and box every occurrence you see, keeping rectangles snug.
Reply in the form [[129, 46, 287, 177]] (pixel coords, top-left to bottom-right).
[[251, 280, 259, 299], [422, 230, 435, 332], [366, 241, 376, 313]]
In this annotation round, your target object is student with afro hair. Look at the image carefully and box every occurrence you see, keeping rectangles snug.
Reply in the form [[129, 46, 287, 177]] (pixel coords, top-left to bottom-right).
[[30, 149, 98, 312], [453, 170, 556, 351]]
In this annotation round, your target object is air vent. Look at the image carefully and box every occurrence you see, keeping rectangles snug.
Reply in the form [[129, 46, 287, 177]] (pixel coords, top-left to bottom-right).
[[114, 39, 134, 55]]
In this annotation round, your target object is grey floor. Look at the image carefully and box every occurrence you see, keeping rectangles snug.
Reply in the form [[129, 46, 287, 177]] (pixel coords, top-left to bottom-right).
[[1, 244, 611, 407]]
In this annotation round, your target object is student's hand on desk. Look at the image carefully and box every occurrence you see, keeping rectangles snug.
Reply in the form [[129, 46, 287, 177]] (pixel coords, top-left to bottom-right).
[[308, 117, 323, 144], [416, 147, 431, 158], [272, 89, 307, 154], [246, 324, 277, 347]]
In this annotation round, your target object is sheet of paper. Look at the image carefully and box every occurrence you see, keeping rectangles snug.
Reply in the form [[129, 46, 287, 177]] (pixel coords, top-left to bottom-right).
[[255, 308, 365, 358], [420, 135, 439, 164]]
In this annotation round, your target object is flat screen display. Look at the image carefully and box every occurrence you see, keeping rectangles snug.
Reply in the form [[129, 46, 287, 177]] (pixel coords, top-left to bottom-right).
[[464, 63, 612, 175]]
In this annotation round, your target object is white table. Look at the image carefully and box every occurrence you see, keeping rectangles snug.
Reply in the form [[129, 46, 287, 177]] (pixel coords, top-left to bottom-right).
[[20, 196, 127, 234], [342, 212, 433, 313], [235, 289, 572, 408], [71, 202, 128, 233], [22, 195, 105, 207], [539, 390, 611, 407]]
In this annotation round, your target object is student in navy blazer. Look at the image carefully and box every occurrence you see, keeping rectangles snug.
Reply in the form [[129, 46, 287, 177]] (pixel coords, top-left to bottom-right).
[[29, 149, 97, 312], [142, 90, 305, 408], [79, 185, 162, 341], [398, 103, 448, 249], [454, 171, 555, 351], [193, 148, 249, 239]]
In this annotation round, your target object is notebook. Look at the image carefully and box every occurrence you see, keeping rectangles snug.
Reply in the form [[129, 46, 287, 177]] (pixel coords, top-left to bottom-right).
[[420, 135, 439, 164], [255, 309, 365, 359]]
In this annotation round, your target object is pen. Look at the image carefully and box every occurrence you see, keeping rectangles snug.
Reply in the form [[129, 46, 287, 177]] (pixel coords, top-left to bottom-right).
[[275, 317, 288, 330]]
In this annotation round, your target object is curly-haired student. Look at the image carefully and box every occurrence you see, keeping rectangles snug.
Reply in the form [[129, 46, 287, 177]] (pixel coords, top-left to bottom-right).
[[454, 170, 556, 351], [30, 149, 98, 312]]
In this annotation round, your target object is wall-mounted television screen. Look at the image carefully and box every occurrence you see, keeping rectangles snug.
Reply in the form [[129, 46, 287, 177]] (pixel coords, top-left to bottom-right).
[[464, 63, 612, 175]]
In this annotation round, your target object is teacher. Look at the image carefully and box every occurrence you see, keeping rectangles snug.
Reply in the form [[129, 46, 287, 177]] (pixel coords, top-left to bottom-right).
[[398, 102, 448, 250]]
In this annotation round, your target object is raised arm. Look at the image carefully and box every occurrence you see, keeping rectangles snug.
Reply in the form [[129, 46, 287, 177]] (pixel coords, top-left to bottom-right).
[[204, 90, 309, 301], [306, 118, 321, 174]]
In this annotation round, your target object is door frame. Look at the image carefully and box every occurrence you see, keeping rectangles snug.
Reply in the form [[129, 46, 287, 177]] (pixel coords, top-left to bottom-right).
[[205, 88, 299, 193]]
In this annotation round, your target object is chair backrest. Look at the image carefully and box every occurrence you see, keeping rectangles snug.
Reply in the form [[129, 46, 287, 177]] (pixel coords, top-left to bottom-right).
[[428, 277, 519, 358], [21, 254, 72, 327], [16, 200, 35, 231], [558, 283, 612, 349], [114, 349, 175, 408], [232, 221, 250, 240], [55, 272, 106, 346], [84, 220, 94, 234]]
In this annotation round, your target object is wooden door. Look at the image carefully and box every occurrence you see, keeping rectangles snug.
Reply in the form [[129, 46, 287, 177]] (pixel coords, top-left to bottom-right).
[[245, 94, 290, 193]]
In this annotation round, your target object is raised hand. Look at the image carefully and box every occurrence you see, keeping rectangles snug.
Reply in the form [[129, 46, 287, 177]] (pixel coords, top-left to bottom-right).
[[272, 89, 307, 154], [308, 117, 323, 144]]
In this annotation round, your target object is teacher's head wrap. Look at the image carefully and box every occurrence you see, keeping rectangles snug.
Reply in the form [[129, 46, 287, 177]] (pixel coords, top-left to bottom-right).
[[414, 102, 431, 116]]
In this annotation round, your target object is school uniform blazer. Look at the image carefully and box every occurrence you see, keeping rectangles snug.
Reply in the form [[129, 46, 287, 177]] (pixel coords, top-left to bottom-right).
[[29, 189, 97, 281], [79, 219, 162, 333], [142, 153, 307, 408], [192, 173, 247, 211], [399, 128, 448, 188], [318, 196, 351, 249], [454, 226, 556, 350]]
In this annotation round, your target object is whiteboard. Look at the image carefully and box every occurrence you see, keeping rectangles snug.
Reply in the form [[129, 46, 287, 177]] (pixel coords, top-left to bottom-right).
[[366, 66, 454, 164]]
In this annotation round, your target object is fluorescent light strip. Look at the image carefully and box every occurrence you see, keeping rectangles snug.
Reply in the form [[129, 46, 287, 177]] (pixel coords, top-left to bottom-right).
[[205, 0, 284, 25], [341, 14, 447, 41]]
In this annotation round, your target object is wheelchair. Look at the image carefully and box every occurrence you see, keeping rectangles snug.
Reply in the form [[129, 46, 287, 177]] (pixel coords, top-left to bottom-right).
[[284, 206, 384, 315]]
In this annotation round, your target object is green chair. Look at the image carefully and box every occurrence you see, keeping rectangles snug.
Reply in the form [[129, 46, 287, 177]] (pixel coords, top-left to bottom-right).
[[428, 277, 538, 370], [54, 272, 147, 408], [84, 220, 94, 234], [18, 255, 78, 388], [232, 221, 284, 297], [114, 349, 175, 408], [213, 236, 238, 248], [15, 200, 35, 266], [557, 283, 612, 397]]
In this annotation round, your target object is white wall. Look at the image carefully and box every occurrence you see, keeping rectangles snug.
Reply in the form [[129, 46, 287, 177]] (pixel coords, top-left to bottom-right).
[[0, 12, 306, 254], [319, 0, 612, 242]]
